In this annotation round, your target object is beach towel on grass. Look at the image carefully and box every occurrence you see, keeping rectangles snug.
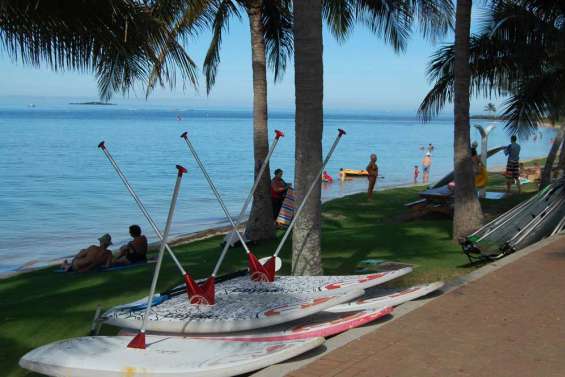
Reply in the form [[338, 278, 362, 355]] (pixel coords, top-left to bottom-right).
[[54, 258, 156, 273]]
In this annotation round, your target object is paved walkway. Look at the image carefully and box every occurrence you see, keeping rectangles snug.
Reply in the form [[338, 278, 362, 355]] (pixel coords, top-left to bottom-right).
[[287, 236, 565, 377]]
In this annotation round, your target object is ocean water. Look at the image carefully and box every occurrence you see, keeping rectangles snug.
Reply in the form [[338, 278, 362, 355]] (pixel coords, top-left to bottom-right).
[[0, 105, 557, 272]]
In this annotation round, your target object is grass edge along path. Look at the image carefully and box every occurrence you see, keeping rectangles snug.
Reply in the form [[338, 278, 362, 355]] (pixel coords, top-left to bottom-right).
[[0, 165, 541, 377]]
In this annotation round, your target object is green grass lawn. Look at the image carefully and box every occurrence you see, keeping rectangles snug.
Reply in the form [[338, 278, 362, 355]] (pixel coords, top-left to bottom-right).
[[0, 166, 541, 377]]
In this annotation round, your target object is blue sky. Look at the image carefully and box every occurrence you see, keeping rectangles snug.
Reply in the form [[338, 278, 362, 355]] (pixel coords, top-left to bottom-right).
[[0, 6, 500, 114]]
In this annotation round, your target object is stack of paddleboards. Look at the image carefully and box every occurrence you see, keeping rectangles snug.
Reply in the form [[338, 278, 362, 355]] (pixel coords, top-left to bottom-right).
[[20, 266, 444, 377], [461, 178, 565, 262]]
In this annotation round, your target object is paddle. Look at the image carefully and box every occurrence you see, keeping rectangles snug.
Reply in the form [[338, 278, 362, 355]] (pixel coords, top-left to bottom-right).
[[99, 142, 214, 305], [127, 164, 185, 349], [272, 129, 347, 277], [181, 130, 284, 287]]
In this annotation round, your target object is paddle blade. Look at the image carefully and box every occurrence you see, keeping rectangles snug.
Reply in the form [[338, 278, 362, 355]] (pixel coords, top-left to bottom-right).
[[183, 274, 215, 305], [248, 253, 275, 282], [127, 332, 146, 349]]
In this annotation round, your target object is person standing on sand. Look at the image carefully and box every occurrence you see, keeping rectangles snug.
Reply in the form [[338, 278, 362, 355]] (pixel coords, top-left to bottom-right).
[[367, 154, 378, 199], [422, 152, 432, 184], [504, 135, 521, 193], [413, 165, 420, 184]]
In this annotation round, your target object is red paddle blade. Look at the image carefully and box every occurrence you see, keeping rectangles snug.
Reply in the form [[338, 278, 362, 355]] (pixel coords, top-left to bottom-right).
[[127, 332, 146, 349], [184, 274, 215, 305], [248, 253, 275, 282]]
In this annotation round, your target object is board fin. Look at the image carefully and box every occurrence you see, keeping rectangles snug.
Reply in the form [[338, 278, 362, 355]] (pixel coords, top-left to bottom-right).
[[184, 274, 215, 305], [248, 254, 275, 282], [127, 332, 146, 349]]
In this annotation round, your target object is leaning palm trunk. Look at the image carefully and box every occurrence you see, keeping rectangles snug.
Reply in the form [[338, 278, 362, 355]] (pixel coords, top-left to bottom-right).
[[291, 0, 323, 276], [452, 0, 483, 239], [245, 2, 276, 241], [557, 125, 565, 177], [541, 124, 564, 188]]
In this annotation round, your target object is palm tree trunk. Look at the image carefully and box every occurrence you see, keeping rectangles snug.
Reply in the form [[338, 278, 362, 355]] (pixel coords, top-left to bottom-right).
[[245, 2, 276, 241], [557, 125, 565, 175], [452, 0, 483, 239], [291, 0, 323, 276], [541, 124, 563, 188]]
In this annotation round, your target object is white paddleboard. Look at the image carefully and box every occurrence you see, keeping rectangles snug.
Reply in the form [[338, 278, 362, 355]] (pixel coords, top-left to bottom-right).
[[215, 267, 413, 294], [121, 306, 392, 342], [20, 335, 324, 377], [326, 281, 444, 313], [159, 267, 413, 298], [103, 289, 363, 334]]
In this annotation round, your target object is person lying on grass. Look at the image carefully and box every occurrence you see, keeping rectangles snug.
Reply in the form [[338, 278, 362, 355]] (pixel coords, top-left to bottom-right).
[[108, 224, 148, 266], [61, 233, 113, 272]]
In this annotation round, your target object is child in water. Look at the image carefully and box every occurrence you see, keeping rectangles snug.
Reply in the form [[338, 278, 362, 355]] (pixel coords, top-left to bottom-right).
[[413, 165, 419, 184], [367, 154, 378, 200]]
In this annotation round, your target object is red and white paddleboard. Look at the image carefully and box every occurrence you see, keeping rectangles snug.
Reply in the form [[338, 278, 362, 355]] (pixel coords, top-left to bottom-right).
[[120, 306, 393, 342], [20, 336, 324, 377], [325, 281, 444, 313]]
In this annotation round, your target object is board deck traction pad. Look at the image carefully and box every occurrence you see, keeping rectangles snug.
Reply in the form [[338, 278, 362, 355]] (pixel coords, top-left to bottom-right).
[[162, 266, 412, 299], [102, 269, 411, 333], [104, 289, 364, 334], [20, 336, 325, 377]]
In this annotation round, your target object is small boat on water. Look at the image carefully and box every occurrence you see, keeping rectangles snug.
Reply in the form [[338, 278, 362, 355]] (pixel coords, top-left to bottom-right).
[[340, 169, 368, 178]]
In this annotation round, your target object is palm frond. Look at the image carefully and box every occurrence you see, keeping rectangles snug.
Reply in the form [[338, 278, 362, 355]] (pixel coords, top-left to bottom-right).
[[203, 0, 240, 94], [146, 0, 212, 97], [0, 0, 201, 100], [262, 0, 293, 81], [355, 0, 412, 53], [408, 0, 454, 42], [322, 0, 355, 42], [502, 69, 565, 137]]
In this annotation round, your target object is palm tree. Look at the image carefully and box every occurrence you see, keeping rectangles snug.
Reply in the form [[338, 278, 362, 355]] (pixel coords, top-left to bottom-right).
[[0, 0, 198, 100], [451, 0, 482, 239], [291, 0, 454, 275], [291, 0, 324, 275], [484, 103, 496, 116], [159, 0, 292, 241], [418, 0, 565, 189]]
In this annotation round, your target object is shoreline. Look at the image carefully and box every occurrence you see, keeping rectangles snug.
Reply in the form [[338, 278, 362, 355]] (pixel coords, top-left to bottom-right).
[[0, 154, 545, 281], [0, 179, 415, 280]]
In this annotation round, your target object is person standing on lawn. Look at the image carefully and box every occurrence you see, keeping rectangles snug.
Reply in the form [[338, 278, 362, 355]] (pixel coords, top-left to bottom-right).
[[504, 135, 521, 193], [271, 169, 289, 219], [367, 153, 378, 200]]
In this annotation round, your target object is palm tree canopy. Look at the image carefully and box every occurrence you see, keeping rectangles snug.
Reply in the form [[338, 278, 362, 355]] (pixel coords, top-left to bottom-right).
[[418, 0, 565, 137], [323, 0, 454, 51], [168, 0, 454, 94], [0, 0, 199, 100], [484, 103, 496, 113], [197, 0, 293, 94]]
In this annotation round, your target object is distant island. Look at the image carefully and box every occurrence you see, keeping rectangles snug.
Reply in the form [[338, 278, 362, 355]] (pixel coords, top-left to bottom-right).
[[470, 114, 509, 120], [69, 101, 116, 106]]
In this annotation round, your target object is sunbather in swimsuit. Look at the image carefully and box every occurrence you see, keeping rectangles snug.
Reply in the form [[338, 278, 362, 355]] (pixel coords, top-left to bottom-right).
[[110, 225, 148, 265], [62, 234, 113, 272]]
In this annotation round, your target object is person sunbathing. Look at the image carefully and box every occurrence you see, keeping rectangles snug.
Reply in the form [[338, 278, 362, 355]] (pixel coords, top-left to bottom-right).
[[62, 234, 113, 272], [109, 225, 148, 266]]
